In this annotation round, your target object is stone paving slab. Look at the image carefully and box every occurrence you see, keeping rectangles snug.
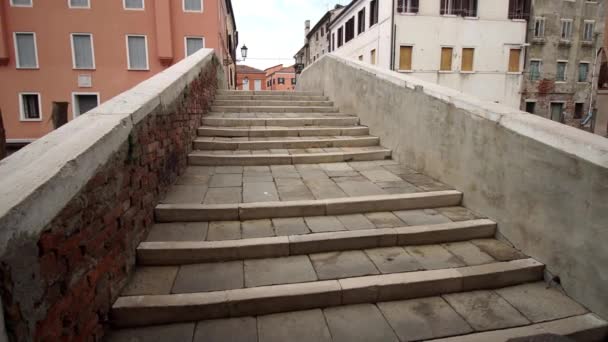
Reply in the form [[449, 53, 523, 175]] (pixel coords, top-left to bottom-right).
[[122, 266, 179, 296], [106, 323, 195, 342], [244, 255, 317, 287], [309, 250, 380, 280], [257, 309, 332, 342], [193, 317, 257, 342], [146, 222, 208, 242], [323, 304, 399, 342], [172, 261, 244, 294]]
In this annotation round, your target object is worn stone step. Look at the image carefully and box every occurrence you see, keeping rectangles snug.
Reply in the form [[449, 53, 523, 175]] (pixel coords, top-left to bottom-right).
[[215, 94, 329, 101], [137, 219, 496, 265], [111, 259, 543, 327], [217, 90, 324, 96], [107, 297, 604, 342], [211, 106, 340, 113], [202, 117, 359, 127], [188, 147, 392, 166], [197, 126, 370, 137], [154, 191, 463, 222], [213, 100, 334, 107], [193, 136, 381, 150]]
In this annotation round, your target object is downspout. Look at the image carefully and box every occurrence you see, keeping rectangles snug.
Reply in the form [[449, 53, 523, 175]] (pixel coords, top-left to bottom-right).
[[390, 0, 396, 70]]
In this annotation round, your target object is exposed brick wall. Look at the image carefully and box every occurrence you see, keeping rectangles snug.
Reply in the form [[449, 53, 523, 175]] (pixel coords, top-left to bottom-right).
[[0, 61, 220, 342]]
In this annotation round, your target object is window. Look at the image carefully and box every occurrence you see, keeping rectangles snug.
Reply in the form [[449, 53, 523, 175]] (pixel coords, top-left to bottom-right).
[[534, 17, 545, 38], [69, 0, 90, 8], [508, 0, 530, 20], [370, 0, 379, 26], [578, 62, 589, 82], [399, 46, 412, 71], [278, 78, 285, 85], [124, 0, 144, 10], [185, 36, 204, 56], [291, 78, 296, 85], [71, 34, 95, 69], [398, 0, 419, 14], [72, 93, 99, 117], [508, 48, 521, 73], [183, 0, 202, 12], [359, 55, 363, 61], [316, 32, 319, 41], [14, 33, 38, 69], [337, 27, 344, 47], [370, 49, 376, 65], [525, 101, 536, 114], [574, 103, 584, 119], [556, 61, 567, 82], [461, 0, 478, 17], [345, 17, 355, 42], [440, 47, 453, 71], [19, 93, 41, 120], [126, 35, 149, 70], [461, 48, 474, 72], [529, 60, 542, 80], [561, 19, 573, 41], [331, 33, 335, 51], [357, 8, 366, 34], [321, 27, 325, 36], [583, 21, 594, 42], [439, 0, 477, 16], [550, 103, 564, 122], [10, 0, 32, 7]]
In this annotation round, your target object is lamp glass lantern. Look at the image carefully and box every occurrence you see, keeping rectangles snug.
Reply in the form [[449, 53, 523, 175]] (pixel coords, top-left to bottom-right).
[[241, 45, 248, 60]]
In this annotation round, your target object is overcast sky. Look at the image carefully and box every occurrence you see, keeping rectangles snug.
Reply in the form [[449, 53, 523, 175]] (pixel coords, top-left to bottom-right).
[[232, 0, 350, 71]]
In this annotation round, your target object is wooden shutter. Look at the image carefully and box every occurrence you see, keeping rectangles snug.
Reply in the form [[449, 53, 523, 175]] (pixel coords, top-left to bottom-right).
[[452, 0, 463, 16], [371, 49, 377, 65], [508, 0, 516, 19], [440, 47, 453, 71], [440, 0, 447, 15], [461, 48, 474, 71], [411, 0, 419, 13], [523, 0, 531, 20], [508, 49, 521, 72], [399, 46, 412, 70]]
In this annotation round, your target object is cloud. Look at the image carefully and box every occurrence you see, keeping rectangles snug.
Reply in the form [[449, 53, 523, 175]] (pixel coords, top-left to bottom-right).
[[232, 0, 350, 70]]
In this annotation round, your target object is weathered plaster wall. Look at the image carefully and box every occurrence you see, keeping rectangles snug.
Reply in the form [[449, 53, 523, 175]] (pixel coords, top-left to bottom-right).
[[0, 49, 224, 341], [298, 55, 608, 319]]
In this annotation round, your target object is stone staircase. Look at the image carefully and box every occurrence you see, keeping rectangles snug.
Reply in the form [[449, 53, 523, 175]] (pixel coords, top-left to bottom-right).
[[106, 90, 608, 342]]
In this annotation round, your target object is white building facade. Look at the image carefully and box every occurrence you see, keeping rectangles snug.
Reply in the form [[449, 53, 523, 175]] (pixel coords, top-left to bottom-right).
[[329, 0, 529, 108]]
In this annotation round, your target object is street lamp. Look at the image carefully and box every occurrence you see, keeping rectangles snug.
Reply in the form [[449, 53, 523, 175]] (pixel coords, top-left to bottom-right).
[[224, 45, 249, 66], [241, 45, 248, 61]]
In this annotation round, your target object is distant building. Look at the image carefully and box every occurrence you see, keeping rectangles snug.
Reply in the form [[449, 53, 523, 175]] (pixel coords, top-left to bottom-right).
[[595, 4, 608, 137], [0, 0, 238, 147], [295, 5, 344, 69], [265, 64, 296, 91], [236, 65, 266, 91], [521, 0, 605, 131], [328, 0, 529, 108]]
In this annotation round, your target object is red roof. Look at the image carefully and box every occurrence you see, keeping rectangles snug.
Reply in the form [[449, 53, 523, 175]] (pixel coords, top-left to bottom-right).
[[236, 65, 266, 74]]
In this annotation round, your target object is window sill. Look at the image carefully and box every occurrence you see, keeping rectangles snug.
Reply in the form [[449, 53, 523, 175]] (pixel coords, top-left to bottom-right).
[[460, 71, 476, 74], [438, 70, 454, 74], [128, 68, 150, 71], [124, 8, 145, 11], [555, 81, 567, 83], [532, 38, 546, 44], [68, 6, 91, 9], [16, 67, 39, 70], [184, 10, 204, 13], [507, 72, 522, 75], [397, 12, 418, 16], [559, 40, 572, 46], [398, 69, 413, 73], [510, 19, 527, 22], [20, 118, 42, 122], [441, 14, 458, 18], [73, 67, 96, 71], [464, 16, 479, 20]]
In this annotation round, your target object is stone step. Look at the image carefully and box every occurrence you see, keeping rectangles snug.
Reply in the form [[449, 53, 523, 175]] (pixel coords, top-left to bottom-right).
[[217, 90, 323, 96], [111, 259, 543, 327], [213, 100, 334, 107], [137, 219, 496, 265], [107, 292, 604, 341], [202, 117, 359, 127], [193, 136, 381, 150], [154, 191, 463, 222], [188, 148, 391, 166], [211, 106, 340, 113], [197, 126, 370, 137], [216, 94, 329, 101]]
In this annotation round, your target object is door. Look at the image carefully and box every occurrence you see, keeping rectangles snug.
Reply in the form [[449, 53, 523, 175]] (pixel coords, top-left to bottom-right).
[[243, 78, 250, 90], [73, 94, 99, 117], [254, 80, 262, 91], [550, 103, 564, 122]]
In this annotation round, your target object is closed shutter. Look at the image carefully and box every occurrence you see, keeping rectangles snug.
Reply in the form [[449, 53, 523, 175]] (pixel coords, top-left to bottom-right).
[[124, 0, 144, 9], [440, 47, 453, 71], [127, 36, 148, 70], [70, 0, 89, 7], [371, 49, 377, 65], [184, 0, 201, 11], [186, 37, 204, 56], [508, 48, 521, 72], [399, 46, 412, 71], [461, 48, 474, 71], [411, 0, 419, 13], [508, 0, 516, 19], [72, 34, 94, 69]]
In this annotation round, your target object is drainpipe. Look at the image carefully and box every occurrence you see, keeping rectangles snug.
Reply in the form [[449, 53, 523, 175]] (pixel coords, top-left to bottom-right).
[[389, 0, 396, 70]]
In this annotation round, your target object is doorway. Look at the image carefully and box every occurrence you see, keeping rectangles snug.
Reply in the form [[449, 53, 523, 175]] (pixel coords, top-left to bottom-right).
[[72, 93, 100, 118]]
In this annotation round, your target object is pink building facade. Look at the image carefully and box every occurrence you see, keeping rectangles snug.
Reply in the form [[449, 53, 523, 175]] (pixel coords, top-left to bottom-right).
[[0, 0, 237, 144]]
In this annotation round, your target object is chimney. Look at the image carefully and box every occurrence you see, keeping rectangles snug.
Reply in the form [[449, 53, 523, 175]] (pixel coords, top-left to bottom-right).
[[305, 20, 311, 37]]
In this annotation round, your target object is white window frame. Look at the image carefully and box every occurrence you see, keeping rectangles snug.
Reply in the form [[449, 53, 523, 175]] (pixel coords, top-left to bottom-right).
[[71, 92, 100, 118], [534, 17, 545, 38], [583, 20, 595, 42], [529, 59, 542, 80], [68, 0, 90, 9], [183, 0, 203, 13], [70, 33, 96, 70], [524, 99, 537, 114], [19, 92, 42, 122], [556, 60, 568, 82], [560, 19, 573, 41], [13, 32, 39, 69], [125, 34, 150, 71], [10, 0, 32, 7], [578, 62, 590, 83], [184, 36, 205, 57], [123, 0, 145, 11]]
